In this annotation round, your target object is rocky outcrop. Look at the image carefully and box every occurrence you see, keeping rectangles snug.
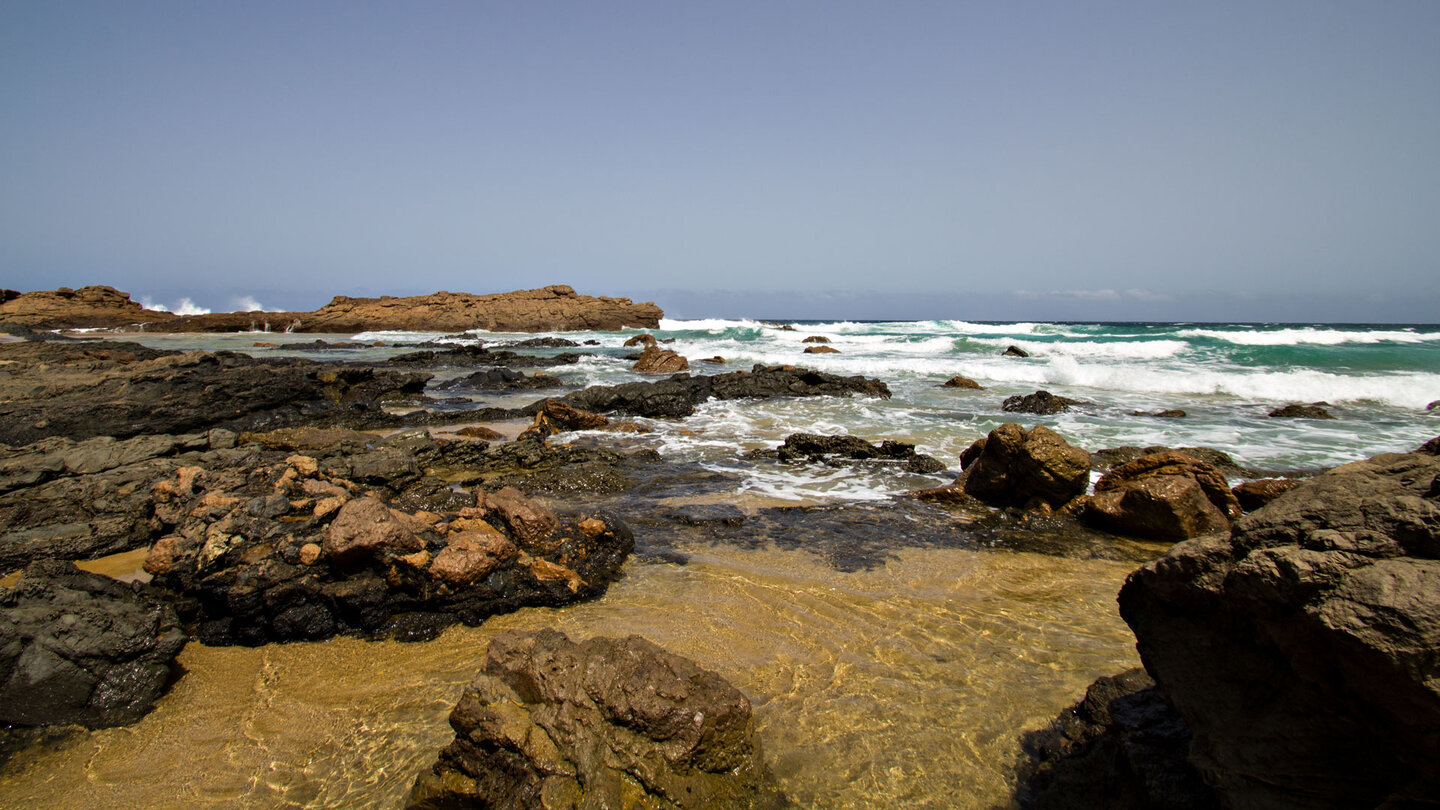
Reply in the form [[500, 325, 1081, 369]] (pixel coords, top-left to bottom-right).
[[803, 345, 840, 354], [632, 345, 690, 373], [962, 423, 1091, 509], [551, 365, 891, 419], [1016, 668, 1216, 810], [1002, 390, 1084, 415], [518, 400, 610, 443], [0, 559, 187, 729], [942, 375, 984, 390], [1117, 445, 1440, 808], [1077, 451, 1240, 542], [750, 433, 945, 474], [1269, 403, 1337, 419], [3, 285, 662, 333], [142, 440, 635, 644], [0, 286, 176, 329], [409, 629, 784, 810], [435, 368, 565, 392], [623, 333, 658, 348], [0, 340, 428, 446]]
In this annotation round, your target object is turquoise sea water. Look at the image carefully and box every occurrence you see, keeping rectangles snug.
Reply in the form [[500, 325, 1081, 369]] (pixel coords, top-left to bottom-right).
[[123, 317, 1440, 503]]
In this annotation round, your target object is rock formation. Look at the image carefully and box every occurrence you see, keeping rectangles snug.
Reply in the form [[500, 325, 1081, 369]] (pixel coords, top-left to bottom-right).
[[941, 375, 984, 390], [632, 345, 690, 373], [0, 559, 187, 728], [1231, 477, 1302, 512], [803, 345, 840, 354], [961, 423, 1091, 509], [409, 629, 785, 810], [1268, 403, 1337, 419], [1002, 390, 1084, 415], [750, 432, 946, 474], [1117, 442, 1440, 807], [1077, 451, 1240, 542], [1, 285, 661, 333], [551, 365, 891, 419]]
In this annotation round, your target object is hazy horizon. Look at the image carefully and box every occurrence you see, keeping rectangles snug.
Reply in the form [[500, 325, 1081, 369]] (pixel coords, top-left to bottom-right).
[[4, 2, 1438, 323]]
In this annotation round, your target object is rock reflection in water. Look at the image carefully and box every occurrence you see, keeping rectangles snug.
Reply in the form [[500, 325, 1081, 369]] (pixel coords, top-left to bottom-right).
[[0, 542, 1146, 809]]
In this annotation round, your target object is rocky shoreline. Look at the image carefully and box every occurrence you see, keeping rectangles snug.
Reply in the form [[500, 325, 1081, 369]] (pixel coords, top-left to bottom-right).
[[0, 284, 663, 333], [1, 305, 1437, 807]]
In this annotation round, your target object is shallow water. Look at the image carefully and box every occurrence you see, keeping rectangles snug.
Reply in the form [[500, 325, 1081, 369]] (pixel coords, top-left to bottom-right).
[[0, 543, 1145, 809]]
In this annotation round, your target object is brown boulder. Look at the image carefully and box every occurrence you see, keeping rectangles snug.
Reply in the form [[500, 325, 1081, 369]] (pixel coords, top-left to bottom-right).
[[409, 629, 784, 810], [941, 375, 984, 390], [323, 496, 425, 563], [803, 345, 840, 354], [0, 285, 177, 329], [1094, 451, 1240, 519], [518, 399, 610, 441], [962, 423, 1091, 509], [802, 335, 831, 343], [623, 333, 659, 348], [1078, 450, 1240, 542], [455, 425, 504, 440], [632, 345, 690, 373], [1232, 477, 1302, 512], [429, 530, 518, 585], [481, 487, 560, 551]]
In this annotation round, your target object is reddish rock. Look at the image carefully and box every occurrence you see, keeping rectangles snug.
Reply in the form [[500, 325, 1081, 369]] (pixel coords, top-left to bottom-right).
[[632, 345, 689, 373], [1095, 451, 1241, 520], [429, 530, 518, 585], [481, 487, 560, 551], [942, 375, 983, 390], [0, 285, 177, 329], [1232, 477, 1303, 512], [1082, 475, 1231, 542], [623, 333, 658, 348], [323, 496, 424, 563]]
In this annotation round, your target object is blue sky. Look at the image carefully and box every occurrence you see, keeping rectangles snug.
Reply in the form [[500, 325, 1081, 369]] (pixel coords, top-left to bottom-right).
[[2, 1, 1437, 321]]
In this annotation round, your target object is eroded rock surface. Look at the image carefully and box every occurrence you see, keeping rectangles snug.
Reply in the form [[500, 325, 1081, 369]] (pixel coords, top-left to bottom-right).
[[1077, 451, 1240, 542], [1118, 445, 1440, 808], [962, 423, 1091, 509], [409, 629, 785, 810]]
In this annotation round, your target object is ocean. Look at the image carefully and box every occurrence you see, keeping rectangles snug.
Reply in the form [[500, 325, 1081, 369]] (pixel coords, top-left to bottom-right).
[[3, 318, 1436, 809]]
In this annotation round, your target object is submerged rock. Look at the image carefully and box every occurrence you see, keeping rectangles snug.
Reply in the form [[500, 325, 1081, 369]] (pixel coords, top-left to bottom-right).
[[408, 629, 785, 810], [0, 560, 187, 729], [752, 432, 945, 474], [1002, 390, 1084, 415], [1268, 402, 1337, 419], [1118, 446, 1440, 808], [941, 375, 984, 390], [962, 423, 1091, 509], [553, 365, 891, 419]]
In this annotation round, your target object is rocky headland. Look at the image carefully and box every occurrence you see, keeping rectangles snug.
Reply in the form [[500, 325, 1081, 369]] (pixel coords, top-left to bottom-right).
[[0, 284, 662, 333]]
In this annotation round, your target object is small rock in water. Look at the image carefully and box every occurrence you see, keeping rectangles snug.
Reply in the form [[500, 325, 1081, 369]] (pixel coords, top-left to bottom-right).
[[802, 335, 831, 343], [1002, 390, 1083, 415], [1268, 403, 1336, 419], [803, 345, 840, 354], [1003, 345, 1030, 357], [941, 375, 984, 390]]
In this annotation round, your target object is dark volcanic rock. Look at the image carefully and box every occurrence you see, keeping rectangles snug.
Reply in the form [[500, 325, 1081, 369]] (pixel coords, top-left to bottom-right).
[[143, 451, 635, 645], [553, 365, 891, 419], [1118, 447, 1440, 808], [1002, 390, 1084, 415], [389, 345, 584, 369], [1016, 668, 1217, 810], [0, 559, 187, 728], [963, 423, 1091, 509], [753, 432, 945, 474], [434, 367, 564, 392], [1268, 402, 1337, 419], [0, 340, 428, 445], [1077, 451, 1241, 543], [408, 629, 785, 810]]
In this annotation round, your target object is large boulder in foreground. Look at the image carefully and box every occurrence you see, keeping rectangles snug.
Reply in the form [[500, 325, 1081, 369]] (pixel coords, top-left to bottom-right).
[[962, 423, 1091, 509], [0, 560, 187, 729], [1118, 443, 1440, 808], [409, 629, 784, 810], [1077, 451, 1241, 542]]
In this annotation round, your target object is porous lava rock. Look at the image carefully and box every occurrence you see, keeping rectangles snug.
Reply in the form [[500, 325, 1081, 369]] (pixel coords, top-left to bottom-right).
[[1077, 451, 1241, 542], [1002, 390, 1084, 415], [1015, 668, 1216, 810], [143, 449, 634, 645], [0, 559, 187, 728], [962, 423, 1091, 509], [1118, 446, 1440, 808], [408, 629, 785, 810]]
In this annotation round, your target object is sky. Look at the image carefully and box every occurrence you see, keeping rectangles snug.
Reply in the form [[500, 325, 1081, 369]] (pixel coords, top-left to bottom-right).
[[2, 1, 1438, 322]]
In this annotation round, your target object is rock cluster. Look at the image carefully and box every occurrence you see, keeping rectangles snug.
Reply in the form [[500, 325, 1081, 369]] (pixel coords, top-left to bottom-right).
[[751, 432, 946, 474], [142, 438, 634, 644], [1002, 390, 1084, 415], [0, 559, 186, 728], [553, 365, 891, 419], [409, 629, 785, 810], [1117, 442, 1440, 807]]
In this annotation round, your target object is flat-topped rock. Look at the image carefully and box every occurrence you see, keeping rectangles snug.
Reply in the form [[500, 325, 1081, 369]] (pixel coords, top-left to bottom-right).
[[0, 286, 175, 329]]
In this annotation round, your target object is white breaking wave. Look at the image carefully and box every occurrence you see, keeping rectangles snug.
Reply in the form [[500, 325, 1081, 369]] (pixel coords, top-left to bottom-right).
[[172, 298, 210, 316], [658, 318, 766, 332], [964, 337, 1190, 361], [1175, 327, 1437, 345]]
